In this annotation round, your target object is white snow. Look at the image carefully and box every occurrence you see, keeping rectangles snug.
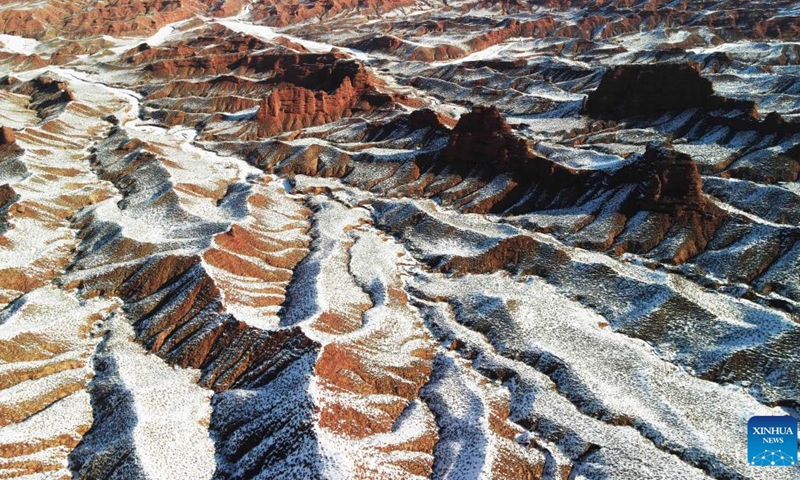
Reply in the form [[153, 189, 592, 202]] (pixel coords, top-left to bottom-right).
[[103, 317, 217, 480], [411, 271, 796, 478], [0, 34, 39, 55], [535, 142, 631, 170], [145, 19, 192, 47]]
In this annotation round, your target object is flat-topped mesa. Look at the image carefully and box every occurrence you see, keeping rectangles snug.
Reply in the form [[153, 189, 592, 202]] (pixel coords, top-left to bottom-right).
[[436, 105, 598, 214], [584, 62, 757, 120], [256, 59, 394, 137], [443, 108, 714, 214], [0, 126, 15, 146]]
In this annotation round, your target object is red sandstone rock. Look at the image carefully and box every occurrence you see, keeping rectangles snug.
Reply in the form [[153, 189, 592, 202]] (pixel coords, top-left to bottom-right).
[[255, 59, 394, 137], [250, 0, 418, 27], [0, 0, 206, 39], [619, 143, 708, 215], [442, 105, 532, 172], [408, 108, 448, 130], [0, 127, 15, 146], [0, 184, 16, 206]]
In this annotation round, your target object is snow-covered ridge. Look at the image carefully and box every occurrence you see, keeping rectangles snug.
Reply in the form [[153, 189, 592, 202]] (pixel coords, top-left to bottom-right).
[[0, 0, 799, 478]]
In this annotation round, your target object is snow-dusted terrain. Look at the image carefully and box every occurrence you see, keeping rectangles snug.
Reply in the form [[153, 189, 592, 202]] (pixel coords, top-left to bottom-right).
[[0, 0, 799, 479]]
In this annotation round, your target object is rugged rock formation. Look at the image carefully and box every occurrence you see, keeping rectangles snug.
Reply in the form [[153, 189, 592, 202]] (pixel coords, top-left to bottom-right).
[[0, 0, 206, 38], [348, 35, 467, 61], [0, 126, 14, 146], [259, 102, 729, 266], [12, 76, 76, 119], [614, 143, 728, 262], [255, 59, 394, 137], [249, 0, 419, 27], [620, 143, 708, 215], [2, 1, 800, 479], [442, 105, 533, 171], [583, 62, 758, 119]]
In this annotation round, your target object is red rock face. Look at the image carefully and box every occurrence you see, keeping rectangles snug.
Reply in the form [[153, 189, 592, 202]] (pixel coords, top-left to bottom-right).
[[263, 101, 727, 264], [443, 105, 529, 170], [124, 33, 406, 135], [255, 58, 394, 137], [0, 126, 14, 145], [249, 0, 418, 26], [615, 143, 728, 262], [0, 0, 209, 38], [620, 143, 708, 215]]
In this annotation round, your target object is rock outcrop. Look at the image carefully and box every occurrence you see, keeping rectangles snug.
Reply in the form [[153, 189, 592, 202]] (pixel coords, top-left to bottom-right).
[[585, 62, 718, 119], [255, 59, 394, 137], [584, 62, 767, 121], [12, 76, 76, 119], [442, 105, 533, 171], [0, 126, 14, 146], [620, 143, 708, 215]]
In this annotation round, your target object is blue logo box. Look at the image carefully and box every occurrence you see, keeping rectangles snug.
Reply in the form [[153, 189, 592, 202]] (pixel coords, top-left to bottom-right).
[[748, 416, 797, 467]]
